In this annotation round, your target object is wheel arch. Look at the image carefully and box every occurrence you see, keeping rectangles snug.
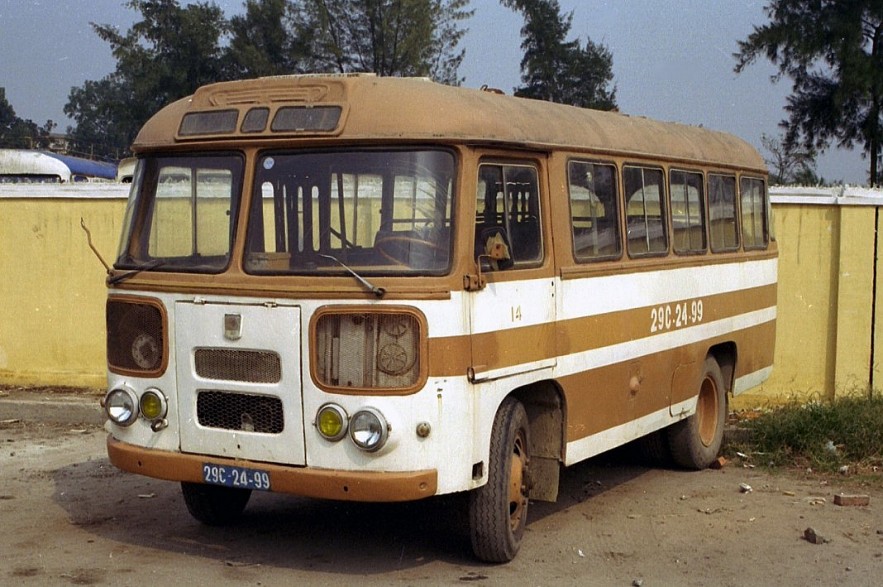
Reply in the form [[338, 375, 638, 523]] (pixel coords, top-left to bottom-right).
[[511, 379, 565, 502], [707, 341, 736, 396]]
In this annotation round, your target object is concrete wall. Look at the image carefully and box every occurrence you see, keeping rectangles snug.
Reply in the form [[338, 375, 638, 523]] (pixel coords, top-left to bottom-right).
[[0, 184, 128, 388], [3, 183, 883, 405], [739, 187, 883, 406]]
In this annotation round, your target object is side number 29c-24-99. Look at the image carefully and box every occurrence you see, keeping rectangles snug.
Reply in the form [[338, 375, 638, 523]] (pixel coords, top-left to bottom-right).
[[650, 299, 704, 334]]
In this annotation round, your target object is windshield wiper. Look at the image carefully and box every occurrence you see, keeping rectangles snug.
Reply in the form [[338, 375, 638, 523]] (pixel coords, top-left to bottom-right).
[[318, 254, 386, 298], [108, 259, 166, 285]]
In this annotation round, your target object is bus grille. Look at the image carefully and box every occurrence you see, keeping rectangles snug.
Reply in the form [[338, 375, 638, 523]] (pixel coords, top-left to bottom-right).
[[194, 349, 282, 383], [196, 391, 284, 434]]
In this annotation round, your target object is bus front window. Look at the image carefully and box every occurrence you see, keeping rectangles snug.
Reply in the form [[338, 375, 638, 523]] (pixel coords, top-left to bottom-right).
[[244, 149, 455, 275], [116, 154, 244, 272]]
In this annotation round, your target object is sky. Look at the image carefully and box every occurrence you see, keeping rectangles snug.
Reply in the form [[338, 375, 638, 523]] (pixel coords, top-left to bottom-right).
[[0, 0, 869, 183]]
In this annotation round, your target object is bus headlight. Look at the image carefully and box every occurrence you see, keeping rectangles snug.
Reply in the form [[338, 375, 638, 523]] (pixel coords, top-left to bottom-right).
[[106, 298, 167, 376], [139, 388, 168, 420], [105, 387, 139, 426], [316, 403, 348, 441], [349, 408, 389, 452]]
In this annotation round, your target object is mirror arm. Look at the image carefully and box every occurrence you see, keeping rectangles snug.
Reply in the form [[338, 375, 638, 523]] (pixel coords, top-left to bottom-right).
[[464, 254, 491, 291]]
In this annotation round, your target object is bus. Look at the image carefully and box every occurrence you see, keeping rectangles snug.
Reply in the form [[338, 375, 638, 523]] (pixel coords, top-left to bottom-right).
[[0, 149, 117, 183], [101, 74, 776, 562]]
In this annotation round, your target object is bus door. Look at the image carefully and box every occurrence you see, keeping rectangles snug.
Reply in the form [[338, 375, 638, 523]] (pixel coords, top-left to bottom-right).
[[468, 160, 556, 382], [175, 300, 307, 465]]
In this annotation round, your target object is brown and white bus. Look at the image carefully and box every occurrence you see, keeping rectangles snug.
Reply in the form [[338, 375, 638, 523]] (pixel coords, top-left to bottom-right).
[[102, 74, 776, 562]]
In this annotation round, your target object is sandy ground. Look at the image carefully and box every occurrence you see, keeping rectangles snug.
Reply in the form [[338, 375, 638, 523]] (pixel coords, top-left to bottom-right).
[[2, 419, 882, 586]]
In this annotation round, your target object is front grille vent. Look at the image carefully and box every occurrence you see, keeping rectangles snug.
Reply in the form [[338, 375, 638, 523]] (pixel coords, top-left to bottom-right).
[[194, 348, 282, 383], [197, 390, 284, 434]]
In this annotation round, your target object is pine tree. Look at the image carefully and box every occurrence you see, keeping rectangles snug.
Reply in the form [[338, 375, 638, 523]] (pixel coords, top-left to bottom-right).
[[302, 0, 473, 85], [735, 1, 883, 185], [502, 0, 616, 110]]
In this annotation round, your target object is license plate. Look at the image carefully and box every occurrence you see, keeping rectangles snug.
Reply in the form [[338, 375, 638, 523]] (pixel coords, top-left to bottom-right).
[[202, 463, 271, 491]]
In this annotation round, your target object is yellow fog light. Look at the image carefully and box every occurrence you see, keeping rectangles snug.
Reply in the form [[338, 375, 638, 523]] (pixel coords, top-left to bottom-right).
[[316, 404, 348, 441], [139, 388, 167, 420]]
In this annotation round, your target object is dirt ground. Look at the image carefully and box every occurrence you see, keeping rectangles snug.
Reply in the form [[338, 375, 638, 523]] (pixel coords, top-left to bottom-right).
[[2, 419, 882, 587]]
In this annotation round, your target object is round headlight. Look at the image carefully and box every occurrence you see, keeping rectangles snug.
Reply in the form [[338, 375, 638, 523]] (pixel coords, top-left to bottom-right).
[[139, 388, 167, 420], [349, 408, 389, 452], [316, 404, 348, 441], [105, 387, 139, 426]]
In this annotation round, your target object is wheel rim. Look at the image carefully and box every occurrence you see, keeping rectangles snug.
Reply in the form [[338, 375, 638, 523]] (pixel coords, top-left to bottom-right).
[[508, 430, 528, 531], [697, 375, 720, 447]]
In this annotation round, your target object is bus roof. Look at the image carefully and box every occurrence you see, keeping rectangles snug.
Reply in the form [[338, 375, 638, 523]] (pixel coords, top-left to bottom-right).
[[0, 149, 117, 182], [0, 149, 71, 181], [133, 74, 766, 173], [42, 152, 117, 180]]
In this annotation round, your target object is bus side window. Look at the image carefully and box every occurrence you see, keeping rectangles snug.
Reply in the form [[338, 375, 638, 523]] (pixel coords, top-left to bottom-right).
[[670, 169, 707, 254], [568, 160, 621, 261], [708, 174, 739, 252], [624, 166, 667, 256], [476, 163, 543, 268], [740, 177, 768, 250]]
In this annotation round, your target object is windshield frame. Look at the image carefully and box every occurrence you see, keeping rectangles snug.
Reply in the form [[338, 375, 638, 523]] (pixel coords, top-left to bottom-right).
[[115, 152, 245, 274], [243, 147, 457, 277]]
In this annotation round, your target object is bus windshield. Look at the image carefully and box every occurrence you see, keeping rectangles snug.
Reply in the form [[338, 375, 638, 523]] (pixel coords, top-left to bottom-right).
[[244, 149, 455, 276], [116, 153, 244, 273]]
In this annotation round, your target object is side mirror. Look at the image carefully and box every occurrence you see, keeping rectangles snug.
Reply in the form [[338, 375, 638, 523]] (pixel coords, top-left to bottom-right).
[[479, 228, 514, 271], [465, 228, 514, 291]]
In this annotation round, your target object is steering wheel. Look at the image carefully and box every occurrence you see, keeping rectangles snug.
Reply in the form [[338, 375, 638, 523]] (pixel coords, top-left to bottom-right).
[[374, 234, 445, 266]]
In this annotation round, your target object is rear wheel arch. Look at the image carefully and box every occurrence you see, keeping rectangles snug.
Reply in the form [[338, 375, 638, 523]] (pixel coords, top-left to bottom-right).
[[707, 342, 736, 395]]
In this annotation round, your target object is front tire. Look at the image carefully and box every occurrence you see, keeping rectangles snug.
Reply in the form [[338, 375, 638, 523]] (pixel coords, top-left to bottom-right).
[[668, 356, 727, 469], [469, 397, 531, 563], [181, 482, 251, 526]]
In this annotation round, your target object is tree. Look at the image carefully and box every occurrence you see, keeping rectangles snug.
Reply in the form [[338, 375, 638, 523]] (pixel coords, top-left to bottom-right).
[[0, 89, 55, 150], [225, 0, 316, 78], [761, 132, 820, 185], [502, 0, 616, 110], [65, 0, 229, 159], [735, 1, 883, 185], [301, 0, 473, 85], [66, 0, 474, 158], [64, 76, 136, 160]]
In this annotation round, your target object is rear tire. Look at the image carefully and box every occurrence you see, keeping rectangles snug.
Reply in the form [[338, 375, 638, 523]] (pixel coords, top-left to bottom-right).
[[469, 397, 531, 563], [668, 356, 727, 469], [181, 482, 251, 526]]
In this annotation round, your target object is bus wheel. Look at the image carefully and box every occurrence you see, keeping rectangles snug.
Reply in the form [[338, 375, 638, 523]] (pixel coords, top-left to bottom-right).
[[469, 397, 531, 563], [668, 356, 727, 470], [180, 482, 251, 526]]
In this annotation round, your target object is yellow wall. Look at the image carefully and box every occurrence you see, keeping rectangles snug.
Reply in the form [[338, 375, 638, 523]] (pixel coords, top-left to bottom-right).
[[4, 184, 883, 405], [739, 187, 883, 406], [0, 186, 127, 387], [742, 202, 839, 403]]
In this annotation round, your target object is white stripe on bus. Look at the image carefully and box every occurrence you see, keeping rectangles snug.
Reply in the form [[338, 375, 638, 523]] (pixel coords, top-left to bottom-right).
[[564, 396, 696, 465], [557, 306, 775, 376]]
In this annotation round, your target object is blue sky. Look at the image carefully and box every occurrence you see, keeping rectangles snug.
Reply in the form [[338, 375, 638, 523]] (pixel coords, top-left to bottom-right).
[[0, 0, 868, 183]]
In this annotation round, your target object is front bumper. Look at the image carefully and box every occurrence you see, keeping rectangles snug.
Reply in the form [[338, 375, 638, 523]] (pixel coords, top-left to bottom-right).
[[107, 435, 438, 502]]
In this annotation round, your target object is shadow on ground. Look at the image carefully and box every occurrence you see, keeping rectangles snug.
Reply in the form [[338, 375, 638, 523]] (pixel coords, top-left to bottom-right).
[[52, 444, 665, 572]]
